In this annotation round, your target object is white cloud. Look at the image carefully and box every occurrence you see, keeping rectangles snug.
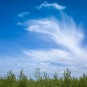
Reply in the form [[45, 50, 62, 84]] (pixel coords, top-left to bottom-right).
[[18, 12, 29, 17], [36, 1, 66, 10], [3, 2, 86, 77], [25, 17, 86, 60], [23, 49, 73, 65], [40, 62, 50, 66], [18, 10, 87, 77]]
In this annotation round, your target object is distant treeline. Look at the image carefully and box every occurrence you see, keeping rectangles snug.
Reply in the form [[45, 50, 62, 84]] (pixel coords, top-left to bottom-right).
[[0, 68, 87, 87]]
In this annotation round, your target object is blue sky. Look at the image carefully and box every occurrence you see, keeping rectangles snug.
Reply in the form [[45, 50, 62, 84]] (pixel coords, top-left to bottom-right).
[[0, 0, 87, 77]]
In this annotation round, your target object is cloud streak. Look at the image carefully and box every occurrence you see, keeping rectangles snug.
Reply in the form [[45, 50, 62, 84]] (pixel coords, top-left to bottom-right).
[[18, 12, 29, 17], [37, 1, 66, 10]]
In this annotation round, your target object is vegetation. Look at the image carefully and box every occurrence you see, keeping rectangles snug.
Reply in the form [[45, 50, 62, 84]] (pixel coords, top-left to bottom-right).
[[0, 68, 87, 87]]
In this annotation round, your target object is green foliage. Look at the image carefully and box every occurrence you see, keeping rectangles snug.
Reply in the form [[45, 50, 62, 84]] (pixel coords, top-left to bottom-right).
[[63, 68, 71, 87], [0, 68, 87, 87], [79, 73, 87, 87], [17, 69, 28, 87], [34, 68, 42, 80], [0, 70, 16, 87]]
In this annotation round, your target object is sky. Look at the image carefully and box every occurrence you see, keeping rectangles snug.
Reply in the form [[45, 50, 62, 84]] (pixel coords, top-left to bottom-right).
[[0, 0, 87, 77]]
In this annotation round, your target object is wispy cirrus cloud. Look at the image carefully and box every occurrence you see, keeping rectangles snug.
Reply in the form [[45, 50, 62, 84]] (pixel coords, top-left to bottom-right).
[[23, 16, 86, 62], [36, 1, 66, 10], [19, 9, 87, 76], [23, 49, 72, 65], [2, 1, 86, 77], [23, 16, 86, 58], [18, 12, 29, 17]]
